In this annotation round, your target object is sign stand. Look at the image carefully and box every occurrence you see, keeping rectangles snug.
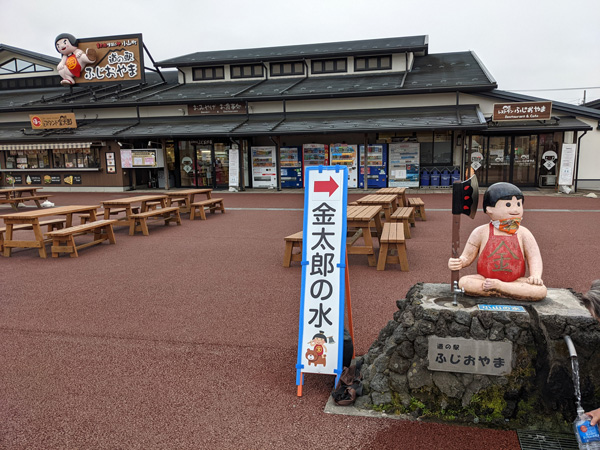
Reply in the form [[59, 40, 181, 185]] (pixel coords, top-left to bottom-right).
[[296, 165, 351, 397]]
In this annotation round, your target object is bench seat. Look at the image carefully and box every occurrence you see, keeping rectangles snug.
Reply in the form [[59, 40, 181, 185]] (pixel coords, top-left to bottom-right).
[[129, 206, 181, 236], [190, 198, 225, 220], [0, 218, 66, 252], [45, 219, 117, 258], [377, 222, 409, 271], [390, 206, 415, 238], [80, 207, 140, 224], [407, 197, 426, 221], [283, 231, 303, 267]]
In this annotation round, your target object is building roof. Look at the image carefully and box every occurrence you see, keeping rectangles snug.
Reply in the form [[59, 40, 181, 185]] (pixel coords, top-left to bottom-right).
[[157, 36, 429, 67], [0, 105, 486, 142], [0, 43, 60, 66]]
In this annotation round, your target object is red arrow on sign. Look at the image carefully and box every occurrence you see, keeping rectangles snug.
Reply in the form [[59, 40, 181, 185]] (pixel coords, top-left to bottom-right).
[[314, 176, 339, 196]]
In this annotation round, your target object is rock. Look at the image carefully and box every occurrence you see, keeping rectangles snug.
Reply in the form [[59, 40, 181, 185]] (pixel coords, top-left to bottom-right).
[[470, 316, 487, 340], [407, 359, 432, 389], [371, 391, 392, 406], [433, 372, 466, 399]]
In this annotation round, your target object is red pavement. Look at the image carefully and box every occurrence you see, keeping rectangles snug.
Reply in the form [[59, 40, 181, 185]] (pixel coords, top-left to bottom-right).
[[0, 190, 598, 449]]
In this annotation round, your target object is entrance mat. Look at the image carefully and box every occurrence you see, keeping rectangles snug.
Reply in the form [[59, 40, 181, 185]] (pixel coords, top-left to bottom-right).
[[517, 429, 578, 450]]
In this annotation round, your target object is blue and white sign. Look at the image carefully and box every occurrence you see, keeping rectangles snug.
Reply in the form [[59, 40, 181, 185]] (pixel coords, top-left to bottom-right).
[[296, 166, 348, 385], [478, 304, 527, 313]]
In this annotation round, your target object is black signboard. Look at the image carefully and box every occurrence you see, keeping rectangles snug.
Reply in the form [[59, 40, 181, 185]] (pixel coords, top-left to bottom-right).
[[44, 174, 62, 184], [26, 175, 42, 185], [63, 174, 82, 185]]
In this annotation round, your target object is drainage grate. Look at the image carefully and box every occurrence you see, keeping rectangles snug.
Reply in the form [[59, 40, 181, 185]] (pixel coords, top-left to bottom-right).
[[517, 429, 579, 450]]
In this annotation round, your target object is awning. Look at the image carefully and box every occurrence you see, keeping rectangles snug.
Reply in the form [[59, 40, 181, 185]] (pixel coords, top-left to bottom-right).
[[0, 142, 93, 151]]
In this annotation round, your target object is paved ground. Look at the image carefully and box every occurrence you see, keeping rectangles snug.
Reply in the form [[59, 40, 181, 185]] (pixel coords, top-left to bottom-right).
[[1, 189, 598, 449]]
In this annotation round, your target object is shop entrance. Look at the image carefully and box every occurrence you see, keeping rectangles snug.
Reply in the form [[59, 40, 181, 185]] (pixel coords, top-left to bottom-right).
[[468, 135, 539, 186], [178, 140, 230, 188]]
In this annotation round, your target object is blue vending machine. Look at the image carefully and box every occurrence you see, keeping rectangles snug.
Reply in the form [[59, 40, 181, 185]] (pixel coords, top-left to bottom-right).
[[280, 147, 302, 188], [358, 144, 388, 188]]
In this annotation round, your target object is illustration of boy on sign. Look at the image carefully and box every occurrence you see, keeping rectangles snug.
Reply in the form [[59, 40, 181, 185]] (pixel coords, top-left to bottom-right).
[[448, 182, 547, 301], [305, 331, 329, 367], [55, 33, 97, 86]]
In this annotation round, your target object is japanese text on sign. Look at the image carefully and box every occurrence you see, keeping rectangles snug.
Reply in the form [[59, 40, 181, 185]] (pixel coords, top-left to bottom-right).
[[297, 167, 348, 379], [428, 336, 512, 376], [492, 102, 552, 121], [188, 103, 247, 115]]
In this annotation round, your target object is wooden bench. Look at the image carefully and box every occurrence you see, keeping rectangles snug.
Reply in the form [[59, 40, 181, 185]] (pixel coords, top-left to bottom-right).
[[79, 207, 140, 224], [129, 206, 181, 236], [0, 218, 66, 252], [283, 231, 304, 267], [190, 198, 225, 220], [45, 219, 117, 258], [377, 222, 409, 271], [390, 206, 415, 238], [0, 195, 52, 210], [407, 197, 426, 221]]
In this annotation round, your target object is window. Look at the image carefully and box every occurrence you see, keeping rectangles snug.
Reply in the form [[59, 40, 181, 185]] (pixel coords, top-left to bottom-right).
[[52, 148, 100, 168], [231, 64, 264, 79], [5, 150, 49, 169], [417, 131, 453, 166], [192, 66, 225, 81], [0, 58, 53, 75], [270, 61, 305, 77], [311, 58, 347, 74], [354, 55, 392, 72]]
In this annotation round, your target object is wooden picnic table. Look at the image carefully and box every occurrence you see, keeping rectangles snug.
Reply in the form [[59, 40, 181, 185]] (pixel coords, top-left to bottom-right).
[[1, 204, 99, 258], [346, 205, 383, 267], [166, 189, 212, 213], [375, 187, 407, 208], [0, 186, 50, 211], [355, 194, 398, 221], [101, 194, 169, 227]]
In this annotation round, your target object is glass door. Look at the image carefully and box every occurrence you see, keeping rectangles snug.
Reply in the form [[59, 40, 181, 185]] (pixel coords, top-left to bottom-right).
[[512, 135, 538, 186], [486, 137, 509, 185], [195, 145, 213, 187], [213, 143, 229, 189]]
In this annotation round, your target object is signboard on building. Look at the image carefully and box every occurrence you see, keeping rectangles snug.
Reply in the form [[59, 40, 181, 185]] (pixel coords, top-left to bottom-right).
[[296, 166, 348, 387], [492, 102, 552, 121], [30, 113, 77, 129], [188, 102, 247, 115], [72, 34, 145, 84], [120, 149, 162, 168], [428, 336, 512, 376]]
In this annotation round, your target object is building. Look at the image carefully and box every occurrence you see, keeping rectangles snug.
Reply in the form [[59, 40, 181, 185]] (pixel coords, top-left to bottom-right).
[[1, 35, 599, 192]]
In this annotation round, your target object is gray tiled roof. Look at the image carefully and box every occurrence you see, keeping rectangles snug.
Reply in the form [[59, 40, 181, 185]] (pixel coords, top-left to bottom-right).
[[0, 105, 485, 142], [157, 36, 429, 67]]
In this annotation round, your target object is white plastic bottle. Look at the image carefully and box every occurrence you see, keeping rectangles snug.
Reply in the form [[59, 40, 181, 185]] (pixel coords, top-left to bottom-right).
[[574, 407, 600, 449]]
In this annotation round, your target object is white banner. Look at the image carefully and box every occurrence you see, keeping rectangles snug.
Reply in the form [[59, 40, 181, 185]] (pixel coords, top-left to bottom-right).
[[558, 143, 577, 186]]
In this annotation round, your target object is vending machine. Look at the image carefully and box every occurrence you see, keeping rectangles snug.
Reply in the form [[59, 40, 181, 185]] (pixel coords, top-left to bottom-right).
[[302, 144, 329, 187], [329, 143, 358, 188], [358, 144, 388, 188], [280, 146, 302, 188], [251, 146, 277, 188], [389, 142, 420, 187]]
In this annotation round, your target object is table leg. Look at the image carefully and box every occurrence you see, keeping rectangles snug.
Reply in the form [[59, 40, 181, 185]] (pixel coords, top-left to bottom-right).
[[3, 223, 13, 257], [362, 225, 376, 267], [32, 223, 47, 258], [373, 214, 383, 239]]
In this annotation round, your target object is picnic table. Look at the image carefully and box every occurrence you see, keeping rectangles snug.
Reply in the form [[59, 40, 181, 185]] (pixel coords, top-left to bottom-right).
[[0, 186, 51, 211], [375, 187, 407, 208], [355, 194, 398, 221], [101, 195, 181, 236], [346, 205, 383, 267], [166, 189, 212, 213], [1, 204, 99, 258]]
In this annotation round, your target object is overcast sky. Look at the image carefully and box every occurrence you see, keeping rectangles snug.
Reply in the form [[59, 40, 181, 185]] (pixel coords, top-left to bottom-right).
[[3, 0, 599, 105]]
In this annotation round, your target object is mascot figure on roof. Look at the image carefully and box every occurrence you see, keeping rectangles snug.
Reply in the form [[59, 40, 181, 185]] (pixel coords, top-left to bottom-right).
[[448, 182, 547, 302], [55, 33, 97, 86]]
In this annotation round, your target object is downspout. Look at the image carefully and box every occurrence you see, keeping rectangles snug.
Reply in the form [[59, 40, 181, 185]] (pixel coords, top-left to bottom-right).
[[363, 133, 369, 192], [574, 130, 588, 193]]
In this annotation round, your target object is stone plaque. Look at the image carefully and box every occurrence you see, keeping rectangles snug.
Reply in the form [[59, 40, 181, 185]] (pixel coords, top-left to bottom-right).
[[428, 336, 512, 376]]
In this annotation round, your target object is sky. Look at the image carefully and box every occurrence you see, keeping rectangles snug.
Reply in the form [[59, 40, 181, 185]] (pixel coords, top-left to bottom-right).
[[2, 0, 599, 105]]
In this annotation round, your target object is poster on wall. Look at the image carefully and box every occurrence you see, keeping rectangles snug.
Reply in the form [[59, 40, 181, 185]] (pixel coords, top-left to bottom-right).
[[43, 175, 62, 184], [558, 143, 577, 186], [25, 175, 42, 185], [389, 142, 420, 187], [229, 147, 239, 189], [105, 152, 116, 174], [63, 175, 82, 185]]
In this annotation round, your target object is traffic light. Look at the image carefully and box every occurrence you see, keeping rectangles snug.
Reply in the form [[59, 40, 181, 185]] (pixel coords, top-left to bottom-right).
[[452, 174, 479, 219]]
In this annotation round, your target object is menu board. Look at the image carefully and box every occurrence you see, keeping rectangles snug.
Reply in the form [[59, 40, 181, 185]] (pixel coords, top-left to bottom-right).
[[389, 142, 420, 187]]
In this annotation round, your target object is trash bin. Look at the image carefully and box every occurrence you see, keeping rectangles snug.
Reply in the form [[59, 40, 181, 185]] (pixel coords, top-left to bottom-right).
[[420, 169, 430, 186], [441, 168, 451, 187], [430, 168, 440, 186], [451, 168, 461, 184]]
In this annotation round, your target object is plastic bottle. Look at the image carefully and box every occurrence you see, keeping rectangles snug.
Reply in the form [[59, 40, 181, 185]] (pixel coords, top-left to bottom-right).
[[574, 407, 600, 449]]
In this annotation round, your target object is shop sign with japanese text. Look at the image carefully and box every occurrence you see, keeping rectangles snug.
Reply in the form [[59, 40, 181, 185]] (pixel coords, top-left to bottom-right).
[[428, 336, 512, 376], [30, 113, 77, 129], [492, 102, 552, 121], [296, 166, 348, 383], [76, 34, 144, 84], [188, 102, 247, 115]]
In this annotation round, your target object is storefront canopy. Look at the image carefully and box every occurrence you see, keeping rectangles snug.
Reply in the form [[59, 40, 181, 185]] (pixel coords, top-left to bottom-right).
[[0, 142, 93, 150]]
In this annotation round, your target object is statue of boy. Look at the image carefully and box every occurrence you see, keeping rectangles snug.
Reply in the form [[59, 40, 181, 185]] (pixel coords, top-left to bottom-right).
[[448, 182, 547, 301]]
